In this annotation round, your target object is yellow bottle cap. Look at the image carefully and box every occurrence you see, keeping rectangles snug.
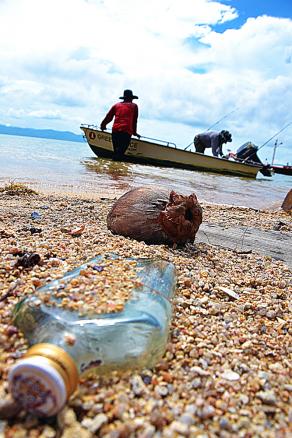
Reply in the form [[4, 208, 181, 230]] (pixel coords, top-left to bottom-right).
[[8, 343, 79, 417]]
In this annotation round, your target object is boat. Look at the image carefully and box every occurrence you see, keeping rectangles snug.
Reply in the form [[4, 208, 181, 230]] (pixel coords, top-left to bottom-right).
[[270, 139, 292, 176], [271, 165, 292, 176], [80, 125, 272, 179]]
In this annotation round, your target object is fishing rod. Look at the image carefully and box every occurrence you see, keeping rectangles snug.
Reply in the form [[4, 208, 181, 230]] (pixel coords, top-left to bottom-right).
[[243, 121, 292, 162], [206, 107, 239, 131], [184, 107, 239, 151], [257, 121, 292, 152]]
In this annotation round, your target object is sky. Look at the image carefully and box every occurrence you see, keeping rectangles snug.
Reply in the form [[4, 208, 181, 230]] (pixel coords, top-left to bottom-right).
[[0, 0, 291, 164]]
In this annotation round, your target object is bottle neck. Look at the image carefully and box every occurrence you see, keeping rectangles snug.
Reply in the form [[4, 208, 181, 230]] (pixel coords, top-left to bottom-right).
[[24, 343, 79, 397], [9, 343, 79, 416]]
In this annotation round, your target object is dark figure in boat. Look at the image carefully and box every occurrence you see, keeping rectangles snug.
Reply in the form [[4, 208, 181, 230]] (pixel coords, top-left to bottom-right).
[[194, 130, 232, 157]]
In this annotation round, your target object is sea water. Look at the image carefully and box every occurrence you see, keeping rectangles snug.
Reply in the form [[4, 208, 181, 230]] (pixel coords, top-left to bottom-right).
[[0, 133, 291, 209]]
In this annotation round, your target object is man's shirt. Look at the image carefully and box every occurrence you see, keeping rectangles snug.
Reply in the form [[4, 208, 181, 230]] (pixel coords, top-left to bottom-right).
[[101, 102, 138, 136]]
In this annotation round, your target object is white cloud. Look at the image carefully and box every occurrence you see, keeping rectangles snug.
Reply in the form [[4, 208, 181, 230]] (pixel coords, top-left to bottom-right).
[[0, 0, 291, 163]]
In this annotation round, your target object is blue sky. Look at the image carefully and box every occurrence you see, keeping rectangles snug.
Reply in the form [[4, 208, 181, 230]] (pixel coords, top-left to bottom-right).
[[215, 0, 292, 30], [0, 0, 291, 164]]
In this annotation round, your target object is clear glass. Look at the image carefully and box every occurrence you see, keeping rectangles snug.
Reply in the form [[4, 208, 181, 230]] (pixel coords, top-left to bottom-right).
[[13, 255, 176, 375]]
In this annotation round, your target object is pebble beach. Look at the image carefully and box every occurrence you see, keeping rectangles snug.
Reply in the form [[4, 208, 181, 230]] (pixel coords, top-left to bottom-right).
[[0, 186, 291, 438]]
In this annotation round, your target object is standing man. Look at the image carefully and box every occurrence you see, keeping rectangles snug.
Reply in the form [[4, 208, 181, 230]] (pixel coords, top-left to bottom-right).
[[100, 89, 140, 160], [194, 130, 232, 157]]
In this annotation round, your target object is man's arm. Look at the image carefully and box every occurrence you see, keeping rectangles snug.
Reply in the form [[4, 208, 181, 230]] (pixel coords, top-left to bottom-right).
[[211, 135, 221, 157], [132, 104, 140, 138], [100, 105, 116, 130]]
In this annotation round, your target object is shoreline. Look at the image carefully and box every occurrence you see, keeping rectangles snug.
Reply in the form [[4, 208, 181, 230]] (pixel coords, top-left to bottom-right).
[[0, 189, 291, 437], [0, 177, 286, 210]]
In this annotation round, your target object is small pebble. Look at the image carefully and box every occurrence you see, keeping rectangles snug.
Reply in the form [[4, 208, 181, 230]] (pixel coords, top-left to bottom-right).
[[256, 390, 277, 405], [221, 370, 240, 381]]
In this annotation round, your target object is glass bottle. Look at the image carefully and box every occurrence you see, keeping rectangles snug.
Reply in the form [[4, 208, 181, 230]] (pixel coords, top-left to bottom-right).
[[8, 254, 176, 416]]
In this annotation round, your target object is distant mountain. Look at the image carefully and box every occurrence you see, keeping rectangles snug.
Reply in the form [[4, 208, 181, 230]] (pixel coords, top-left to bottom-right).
[[0, 124, 84, 143]]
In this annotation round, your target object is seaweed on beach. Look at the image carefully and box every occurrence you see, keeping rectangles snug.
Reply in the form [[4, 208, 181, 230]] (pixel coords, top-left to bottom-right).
[[0, 182, 38, 196]]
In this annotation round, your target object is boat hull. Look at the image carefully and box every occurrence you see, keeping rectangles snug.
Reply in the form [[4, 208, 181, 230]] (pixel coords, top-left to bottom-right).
[[272, 166, 292, 176], [81, 126, 263, 178]]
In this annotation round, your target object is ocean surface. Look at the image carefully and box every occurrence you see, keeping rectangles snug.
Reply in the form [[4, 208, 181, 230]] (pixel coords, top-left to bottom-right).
[[0, 134, 291, 209]]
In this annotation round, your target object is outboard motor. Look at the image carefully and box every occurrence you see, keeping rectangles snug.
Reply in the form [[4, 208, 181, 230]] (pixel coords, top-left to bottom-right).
[[236, 142, 262, 163], [236, 142, 272, 176]]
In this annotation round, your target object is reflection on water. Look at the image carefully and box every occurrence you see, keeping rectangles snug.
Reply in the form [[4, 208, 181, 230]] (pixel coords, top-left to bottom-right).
[[79, 156, 289, 209], [81, 157, 133, 191], [82, 158, 132, 179], [0, 133, 291, 208]]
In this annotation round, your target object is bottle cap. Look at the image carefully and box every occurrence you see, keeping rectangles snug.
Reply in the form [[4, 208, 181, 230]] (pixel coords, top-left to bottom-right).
[[8, 343, 79, 417]]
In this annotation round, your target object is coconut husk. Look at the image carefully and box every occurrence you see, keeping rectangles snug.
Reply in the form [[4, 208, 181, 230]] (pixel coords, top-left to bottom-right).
[[281, 189, 292, 213], [107, 187, 203, 245]]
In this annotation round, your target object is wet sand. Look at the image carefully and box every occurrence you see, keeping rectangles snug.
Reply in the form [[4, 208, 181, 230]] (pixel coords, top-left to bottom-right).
[[0, 188, 291, 437]]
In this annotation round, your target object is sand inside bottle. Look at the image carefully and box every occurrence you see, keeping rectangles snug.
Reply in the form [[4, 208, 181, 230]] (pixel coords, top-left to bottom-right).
[[33, 256, 143, 316]]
